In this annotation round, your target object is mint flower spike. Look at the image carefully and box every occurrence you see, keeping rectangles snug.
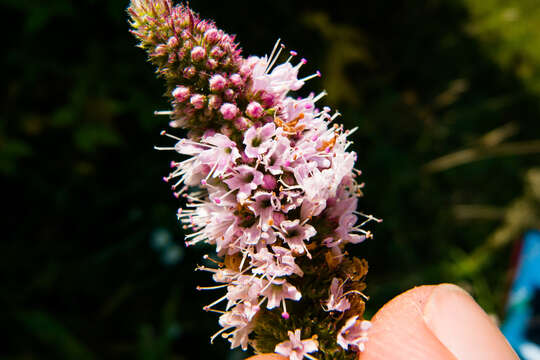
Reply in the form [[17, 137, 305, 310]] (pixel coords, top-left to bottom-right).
[[130, 1, 382, 359]]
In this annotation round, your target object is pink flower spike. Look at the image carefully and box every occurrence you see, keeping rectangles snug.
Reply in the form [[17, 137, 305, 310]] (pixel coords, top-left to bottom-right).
[[275, 329, 318, 360], [220, 103, 239, 120]]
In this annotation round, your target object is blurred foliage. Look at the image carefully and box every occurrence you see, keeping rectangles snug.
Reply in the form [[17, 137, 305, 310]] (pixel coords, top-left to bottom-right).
[[2, 0, 540, 358], [464, 0, 540, 93]]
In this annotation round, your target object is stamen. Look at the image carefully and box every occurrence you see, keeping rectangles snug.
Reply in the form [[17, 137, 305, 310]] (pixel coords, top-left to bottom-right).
[[154, 110, 172, 116], [210, 326, 231, 344], [265, 38, 281, 73], [203, 294, 228, 311], [312, 90, 327, 103], [286, 50, 297, 63], [160, 130, 182, 141], [342, 290, 370, 301], [299, 70, 321, 82], [281, 300, 289, 319], [266, 43, 286, 74], [197, 284, 228, 290]]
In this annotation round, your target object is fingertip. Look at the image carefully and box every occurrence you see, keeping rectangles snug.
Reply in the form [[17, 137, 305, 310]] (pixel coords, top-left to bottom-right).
[[246, 354, 288, 360], [360, 285, 457, 360], [423, 283, 518, 360], [360, 284, 518, 360]]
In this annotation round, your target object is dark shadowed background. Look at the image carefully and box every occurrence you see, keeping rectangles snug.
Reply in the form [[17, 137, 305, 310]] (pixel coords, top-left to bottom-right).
[[3, 0, 540, 359]]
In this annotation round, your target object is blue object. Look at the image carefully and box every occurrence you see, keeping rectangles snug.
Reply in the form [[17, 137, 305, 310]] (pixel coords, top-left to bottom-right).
[[502, 230, 540, 359]]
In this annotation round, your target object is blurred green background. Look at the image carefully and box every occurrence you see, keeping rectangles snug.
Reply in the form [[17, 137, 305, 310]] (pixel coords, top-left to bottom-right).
[[3, 0, 540, 358]]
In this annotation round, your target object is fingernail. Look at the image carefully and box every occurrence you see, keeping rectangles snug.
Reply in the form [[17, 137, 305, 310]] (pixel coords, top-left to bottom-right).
[[423, 284, 518, 360]]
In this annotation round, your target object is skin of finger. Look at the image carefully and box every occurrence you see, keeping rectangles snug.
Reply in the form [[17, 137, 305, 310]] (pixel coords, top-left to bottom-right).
[[246, 355, 287, 360], [423, 284, 518, 360], [359, 285, 458, 360]]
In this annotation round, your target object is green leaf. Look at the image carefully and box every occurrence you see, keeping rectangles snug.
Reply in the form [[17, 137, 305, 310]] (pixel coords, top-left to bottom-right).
[[18, 311, 95, 360]]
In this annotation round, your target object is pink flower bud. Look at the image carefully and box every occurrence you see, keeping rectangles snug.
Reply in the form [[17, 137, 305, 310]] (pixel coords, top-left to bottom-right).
[[172, 86, 190, 102], [220, 103, 238, 120], [204, 28, 221, 44], [229, 73, 243, 87], [191, 46, 206, 61], [154, 44, 167, 56], [183, 66, 196, 79], [180, 30, 190, 40], [246, 101, 264, 118], [240, 63, 253, 77], [206, 58, 218, 70], [209, 74, 227, 92], [234, 116, 250, 131], [224, 88, 235, 101], [167, 36, 179, 48], [196, 21, 209, 33], [208, 95, 222, 110], [190, 94, 206, 109], [262, 174, 277, 190], [183, 39, 193, 50], [210, 46, 224, 59], [261, 92, 275, 107]]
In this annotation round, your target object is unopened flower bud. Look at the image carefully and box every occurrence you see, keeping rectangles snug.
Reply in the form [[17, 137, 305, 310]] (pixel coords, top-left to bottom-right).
[[246, 101, 264, 118], [191, 46, 206, 61], [206, 58, 218, 70], [209, 74, 227, 92], [261, 92, 275, 107], [196, 21, 210, 33], [180, 30, 191, 40], [154, 44, 167, 56], [167, 36, 179, 48], [183, 66, 196, 79], [224, 88, 235, 101], [190, 94, 206, 109], [220, 103, 238, 120], [204, 28, 221, 44], [234, 116, 250, 131], [210, 46, 224, 59], [229, 73, 243, 87], [172, 86, 190, 102], [208, 95, 222, 110]]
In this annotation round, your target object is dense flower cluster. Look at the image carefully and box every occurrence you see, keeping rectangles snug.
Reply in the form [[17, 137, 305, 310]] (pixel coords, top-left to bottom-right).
[[129, 1, 380, 359]]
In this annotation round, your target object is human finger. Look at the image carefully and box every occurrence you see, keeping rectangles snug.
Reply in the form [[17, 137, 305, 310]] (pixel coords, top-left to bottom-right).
[[359, 284, 518, 360]]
